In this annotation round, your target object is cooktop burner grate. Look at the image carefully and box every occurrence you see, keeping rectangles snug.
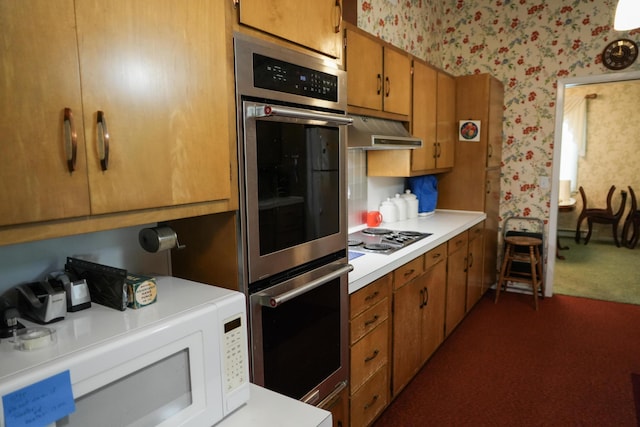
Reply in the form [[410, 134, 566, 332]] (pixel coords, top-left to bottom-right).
[[348, 229, 432, 255]]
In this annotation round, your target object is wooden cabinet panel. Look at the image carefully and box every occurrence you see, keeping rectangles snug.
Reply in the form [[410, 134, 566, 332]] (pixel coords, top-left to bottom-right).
[[421, 259, 446, 363], [350, 320, 389, 392], [436, 72, 456, 169], [382, 47, 411, 116], [76, 0, 232, 215], [351, 298, 389, 345], [346, 29, 383, 111], [446, 232, 468, 336], [424, 242, 447, 269], [0, 0, 90, 226], [392, 255, 424, 290], [319, 383, 349, 427], [411, 61, 438, 172], [345, 27, 411, 117], [239, 0, 343, 59], [466, 223, 485, 310], [391, 277, 424, 395], [350, 368, 388, 427], [350, 274, 391, 318]]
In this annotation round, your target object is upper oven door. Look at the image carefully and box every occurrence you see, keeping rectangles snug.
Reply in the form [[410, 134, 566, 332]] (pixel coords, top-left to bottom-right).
[[242, 101, 351, 283]]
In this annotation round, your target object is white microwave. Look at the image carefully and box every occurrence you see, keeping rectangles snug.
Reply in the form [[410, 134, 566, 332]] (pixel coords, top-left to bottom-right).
[[0, 276, 250, 427]]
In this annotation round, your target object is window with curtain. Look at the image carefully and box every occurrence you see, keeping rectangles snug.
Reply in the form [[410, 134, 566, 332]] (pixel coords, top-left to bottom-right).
[[560, 93, 588, 193]]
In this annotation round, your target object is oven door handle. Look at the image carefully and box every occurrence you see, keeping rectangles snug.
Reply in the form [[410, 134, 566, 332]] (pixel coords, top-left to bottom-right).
[[260, 264, 353, 308], [246, 104, 353, 126]]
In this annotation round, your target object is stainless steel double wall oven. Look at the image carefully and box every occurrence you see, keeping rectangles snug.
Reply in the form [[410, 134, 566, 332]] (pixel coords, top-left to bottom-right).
[[234, 33, 352, 406]]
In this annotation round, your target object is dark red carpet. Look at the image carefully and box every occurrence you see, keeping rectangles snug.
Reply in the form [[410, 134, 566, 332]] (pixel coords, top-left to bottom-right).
[[373, 291, 640, 426]]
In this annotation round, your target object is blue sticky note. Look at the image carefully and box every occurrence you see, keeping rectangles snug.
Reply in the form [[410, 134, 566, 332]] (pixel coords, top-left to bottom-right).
[[3, 370, 75, 427]]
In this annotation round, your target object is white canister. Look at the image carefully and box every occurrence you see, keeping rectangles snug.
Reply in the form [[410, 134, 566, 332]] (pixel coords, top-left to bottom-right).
[[401, 189, 419, 219], [379, 198, 398, 223], [392, 194, 407, 221]]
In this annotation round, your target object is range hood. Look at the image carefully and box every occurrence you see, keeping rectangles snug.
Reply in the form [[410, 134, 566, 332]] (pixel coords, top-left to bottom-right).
[[347, 115, 423, 150]]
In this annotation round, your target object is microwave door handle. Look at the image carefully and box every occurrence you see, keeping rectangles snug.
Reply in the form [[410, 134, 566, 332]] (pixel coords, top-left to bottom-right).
[[260, 264, 353, 308], [246, 104, 353, 126]]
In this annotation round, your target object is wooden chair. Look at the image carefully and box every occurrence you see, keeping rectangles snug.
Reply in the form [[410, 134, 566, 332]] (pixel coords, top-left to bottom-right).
[[575, 186, 627, 247], [622, 186, 640, 249]]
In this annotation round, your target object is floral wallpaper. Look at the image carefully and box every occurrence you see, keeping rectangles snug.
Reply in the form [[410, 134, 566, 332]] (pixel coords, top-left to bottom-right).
[[356, 0, 640, 241]]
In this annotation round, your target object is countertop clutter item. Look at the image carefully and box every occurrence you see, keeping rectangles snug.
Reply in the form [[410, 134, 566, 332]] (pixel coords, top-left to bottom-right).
[[125, 274, 157, 309], [139, 225, 185, 252], [65, 257, 128, 311], [367, 211, 383, 227], [401, 190, 419, 219], [16, 281, 66, 324], [392, 194, 408, 221], [379, 198, 398, 223], [47, 271, 91, 312], [408, 175, 438, 215]]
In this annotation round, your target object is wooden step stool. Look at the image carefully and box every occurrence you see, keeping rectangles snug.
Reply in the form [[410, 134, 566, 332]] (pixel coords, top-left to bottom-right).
[[494, 235, 544, 310]]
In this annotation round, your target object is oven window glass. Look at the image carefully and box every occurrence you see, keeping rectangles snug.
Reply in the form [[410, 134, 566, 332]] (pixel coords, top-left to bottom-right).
[[261, 276, 341, 399], [256, 121, 340, 256]]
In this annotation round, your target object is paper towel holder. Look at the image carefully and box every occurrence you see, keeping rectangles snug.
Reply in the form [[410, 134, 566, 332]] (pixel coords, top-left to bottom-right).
[[139, 225, 186, 253]]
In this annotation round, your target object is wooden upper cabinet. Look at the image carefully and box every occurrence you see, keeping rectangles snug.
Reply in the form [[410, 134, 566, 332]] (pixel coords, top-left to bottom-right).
[[238, 0, 343, 59], [410, 61, 438, 172], [345, 28, 411, 116], [76, 0, 232, 215], [0, 0, 90, 227], [436, 72, 456, 170]]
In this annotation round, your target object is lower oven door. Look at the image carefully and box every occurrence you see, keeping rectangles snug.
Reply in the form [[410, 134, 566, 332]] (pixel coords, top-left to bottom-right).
[[249, 258, 352, 405]]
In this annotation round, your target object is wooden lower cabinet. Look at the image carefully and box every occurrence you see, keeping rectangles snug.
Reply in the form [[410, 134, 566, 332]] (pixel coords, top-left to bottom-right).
[[392, 244, 446, 396], [319, 383, 349, 427], [349, 274, 391, 427], [446, 231, 469, 337], [466, 222, 485, 310]]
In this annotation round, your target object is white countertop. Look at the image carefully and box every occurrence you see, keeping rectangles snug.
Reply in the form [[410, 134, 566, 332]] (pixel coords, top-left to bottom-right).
[[216, 384, 332, 427], [348, 209, 486, 294]]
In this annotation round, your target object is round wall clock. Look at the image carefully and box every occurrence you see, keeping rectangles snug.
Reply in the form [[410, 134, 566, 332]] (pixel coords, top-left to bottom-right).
[[601, 38, 638, 70]]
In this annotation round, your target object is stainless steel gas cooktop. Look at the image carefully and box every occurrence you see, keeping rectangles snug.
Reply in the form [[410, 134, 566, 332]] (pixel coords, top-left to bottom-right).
[[348, 228, 432, 255]]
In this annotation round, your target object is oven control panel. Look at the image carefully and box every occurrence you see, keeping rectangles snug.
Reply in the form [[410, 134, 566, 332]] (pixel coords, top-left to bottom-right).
[[253, 53, 338, 101]]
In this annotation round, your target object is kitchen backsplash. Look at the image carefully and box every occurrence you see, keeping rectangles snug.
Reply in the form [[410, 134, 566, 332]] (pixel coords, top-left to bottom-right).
[[348, 149, 405, 229]]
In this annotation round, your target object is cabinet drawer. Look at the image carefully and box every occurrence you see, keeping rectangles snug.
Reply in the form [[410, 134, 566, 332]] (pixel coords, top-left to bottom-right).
[[424, 242, 447, 270], [350, 367, 389, 427], [448, 231, 469, 255], [351, 297, 389, 345], [350, 319, 389, 392], [350, 274, 391, 319], [469, 222, 484, 241], [393, 256, 424, 290]]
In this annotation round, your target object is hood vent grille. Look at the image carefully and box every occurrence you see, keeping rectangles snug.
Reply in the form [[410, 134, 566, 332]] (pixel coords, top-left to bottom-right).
[[347, 115, 423, 150]]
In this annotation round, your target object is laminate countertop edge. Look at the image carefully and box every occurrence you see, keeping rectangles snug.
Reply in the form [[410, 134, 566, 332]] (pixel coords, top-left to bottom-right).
[[348, 209, 487, 294]]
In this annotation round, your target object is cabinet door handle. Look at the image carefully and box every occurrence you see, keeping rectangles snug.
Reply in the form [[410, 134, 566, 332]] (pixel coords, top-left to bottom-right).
[[364, 314, 379, 327], [469, 252, 474, 268], [385, 76, 390, 97], [364, 290, 379, 301], [364, 349, 379, 363], [63, 108, 77, 173], [334, 0, 342, 33], [404, 268, 415, 277], [423, 286, 429, 307], [97, 111, 110, 171], [436, 142, 441, 158], [376, 74, 382, 95], [432, 142, 438, 159], [486, 179, 491, 194], [464, 256, 468, 272], [432, 253, 441, 259], [488, 144, 493, 159], [364, 394, 379, 410], [419, 288, 425, 308]]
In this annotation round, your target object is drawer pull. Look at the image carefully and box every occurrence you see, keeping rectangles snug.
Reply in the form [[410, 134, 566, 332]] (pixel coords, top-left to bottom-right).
[[63, 108, 77, 173], [432, 253, 441, 259], [364, 290, 379, 301], [376, 74, 382, 95], [97, 110, 110, 171], [403, 268, 415, 277], [364, 394, 379, 410], [364, 349, 379, 363], [364, 314, 379, 327], [423, 286, 429, 307]]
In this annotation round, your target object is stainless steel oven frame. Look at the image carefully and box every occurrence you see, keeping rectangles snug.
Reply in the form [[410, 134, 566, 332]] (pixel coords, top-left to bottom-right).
[[234, 32, 351, 285], [249, 259, 352, 405]]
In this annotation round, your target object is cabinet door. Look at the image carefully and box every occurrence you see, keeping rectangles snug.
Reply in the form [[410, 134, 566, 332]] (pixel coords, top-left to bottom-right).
[[0, 0, 90, 226], [76, 0, 232, 215], [466, 230, 484, 310], [382, 48, 411, 116], [411, 61, 437, 172], [436, 72, 456, 169], [421, 260, 446, 362], [446, 235, 468, 337], [346, 29, 383, 111], [239, 0, 342, 59], [392, 277, 423, 396], [484, 168, 501, 289], [487, 76, 504, 168]]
